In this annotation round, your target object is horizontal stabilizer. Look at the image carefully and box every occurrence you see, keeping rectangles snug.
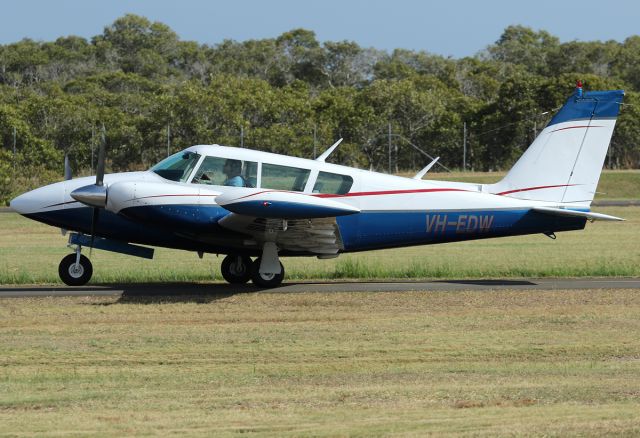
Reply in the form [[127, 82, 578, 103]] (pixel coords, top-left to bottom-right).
[[532, 206, 624, 222], [215, 189, 359, 219]]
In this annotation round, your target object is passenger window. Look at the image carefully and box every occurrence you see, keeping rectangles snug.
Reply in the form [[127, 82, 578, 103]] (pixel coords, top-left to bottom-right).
[[313, 171, 353, 194], [191, 156, 257, 187], [262, 163, 311, 192]]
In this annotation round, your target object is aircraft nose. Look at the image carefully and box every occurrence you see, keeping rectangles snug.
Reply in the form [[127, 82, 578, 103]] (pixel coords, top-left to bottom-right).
[[9, 192, 29, 214], [10, 183, 65, 215]]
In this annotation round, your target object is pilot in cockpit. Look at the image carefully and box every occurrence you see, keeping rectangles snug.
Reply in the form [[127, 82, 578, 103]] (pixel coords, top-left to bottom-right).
[[223, 159, 245, 187]]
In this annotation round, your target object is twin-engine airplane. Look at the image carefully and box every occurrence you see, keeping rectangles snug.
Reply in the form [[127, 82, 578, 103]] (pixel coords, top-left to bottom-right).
[[11, 84, 625, 287]]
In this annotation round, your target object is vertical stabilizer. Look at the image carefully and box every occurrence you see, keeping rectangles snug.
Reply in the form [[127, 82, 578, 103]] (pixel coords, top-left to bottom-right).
[[488, 87, 624, 205]]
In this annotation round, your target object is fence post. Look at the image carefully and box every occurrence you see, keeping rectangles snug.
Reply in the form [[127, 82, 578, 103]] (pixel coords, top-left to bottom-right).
[[388, 123, 392, 174], [12, 126, 16, 172], [167, 123, 171, 157], [463, 122, 467, 171]]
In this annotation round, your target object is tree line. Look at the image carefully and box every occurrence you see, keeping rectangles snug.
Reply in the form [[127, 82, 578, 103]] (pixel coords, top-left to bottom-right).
[[1, 14, 639, 203]]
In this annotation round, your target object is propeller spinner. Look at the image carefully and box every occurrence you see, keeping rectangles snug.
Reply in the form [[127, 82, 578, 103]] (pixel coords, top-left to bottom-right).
[[70, 126, 107, 207]]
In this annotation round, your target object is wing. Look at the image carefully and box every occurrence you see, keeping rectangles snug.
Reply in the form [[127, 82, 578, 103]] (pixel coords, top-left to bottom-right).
[[215, 188, 359, 256]]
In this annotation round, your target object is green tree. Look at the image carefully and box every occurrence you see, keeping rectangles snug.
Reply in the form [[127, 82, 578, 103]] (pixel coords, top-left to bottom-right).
[[487, 25, 560, 75], [546, 40, 620, 77], [611, 91, 640, 168], [472, 73, 546, 170], [359, 78, 453, 171], [611, 36, 640, 91], [275, 29, 326, 87], [94, 14, 180, 77], [374, 49, 457, 87], [321, 41, 381, 88]]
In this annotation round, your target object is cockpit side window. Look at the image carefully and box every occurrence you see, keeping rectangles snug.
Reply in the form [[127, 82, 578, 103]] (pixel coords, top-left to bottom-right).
[[191, 156, 226, 185], [151, 151, 201, 182], [312, 171, 354, 194], [191, 156, 257, 187]]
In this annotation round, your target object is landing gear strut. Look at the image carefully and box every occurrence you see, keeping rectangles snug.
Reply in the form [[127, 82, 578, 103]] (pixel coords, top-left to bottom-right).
[[58, 246, 93, 286], [220, 255, 252, 284]]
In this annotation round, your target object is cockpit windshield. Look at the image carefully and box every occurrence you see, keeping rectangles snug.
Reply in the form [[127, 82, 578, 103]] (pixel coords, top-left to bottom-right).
[[150, 151, 201, 182]]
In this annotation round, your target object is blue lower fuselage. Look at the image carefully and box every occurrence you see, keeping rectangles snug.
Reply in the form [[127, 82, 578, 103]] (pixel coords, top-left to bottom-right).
[[25, 204, 587, 257]]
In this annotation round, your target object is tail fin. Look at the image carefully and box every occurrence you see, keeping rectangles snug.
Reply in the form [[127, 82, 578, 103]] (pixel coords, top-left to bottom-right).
[[488, 86, 624, 205]]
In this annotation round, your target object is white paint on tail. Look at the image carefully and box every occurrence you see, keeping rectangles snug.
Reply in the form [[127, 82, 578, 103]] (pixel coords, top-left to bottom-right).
[[487, 90, 624, 206]]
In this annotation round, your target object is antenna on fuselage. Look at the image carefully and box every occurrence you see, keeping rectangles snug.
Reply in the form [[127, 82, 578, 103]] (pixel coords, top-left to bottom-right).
[[315, 138, 343, 162], [413, 156, 440, 180]]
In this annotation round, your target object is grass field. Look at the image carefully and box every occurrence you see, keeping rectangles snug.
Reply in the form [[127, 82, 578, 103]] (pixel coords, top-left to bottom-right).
[[1, 289, 640, 436], [1, 206, 639, 285]]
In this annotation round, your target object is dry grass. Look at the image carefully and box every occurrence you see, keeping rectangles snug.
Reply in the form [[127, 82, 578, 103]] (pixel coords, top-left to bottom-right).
[[1, 289, 640, 436]]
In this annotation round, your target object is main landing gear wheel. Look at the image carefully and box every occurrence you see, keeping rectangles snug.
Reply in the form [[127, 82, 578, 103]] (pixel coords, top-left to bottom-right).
[[58, 253, 93, 286], [250, 257, 285, 288], [221, 255, 252, 284]]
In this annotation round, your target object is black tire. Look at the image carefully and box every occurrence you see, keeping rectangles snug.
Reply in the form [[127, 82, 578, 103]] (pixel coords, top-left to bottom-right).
[[250, 257, 285, 288], [58, 254, 93, 286], [221, 255, 252, 284]]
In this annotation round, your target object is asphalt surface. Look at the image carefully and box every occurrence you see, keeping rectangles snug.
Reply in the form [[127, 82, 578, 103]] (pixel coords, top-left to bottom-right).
[[1, 278, 639, 299]]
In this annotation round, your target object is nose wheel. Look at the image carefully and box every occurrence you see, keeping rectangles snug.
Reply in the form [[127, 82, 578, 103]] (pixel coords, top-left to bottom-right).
[[58, 253, 93, 286]]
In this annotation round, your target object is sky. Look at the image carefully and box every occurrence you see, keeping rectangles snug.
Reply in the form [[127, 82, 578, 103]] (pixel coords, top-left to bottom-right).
[[1, 0, 639, 58]]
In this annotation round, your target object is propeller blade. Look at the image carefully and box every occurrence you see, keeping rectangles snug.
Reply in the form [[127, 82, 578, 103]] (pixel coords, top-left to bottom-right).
[[64, 154, 72, 180], [96, 125, 106, 187]]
